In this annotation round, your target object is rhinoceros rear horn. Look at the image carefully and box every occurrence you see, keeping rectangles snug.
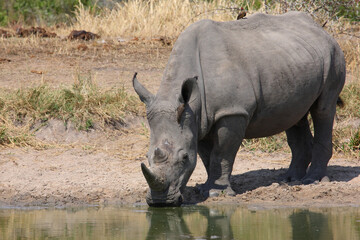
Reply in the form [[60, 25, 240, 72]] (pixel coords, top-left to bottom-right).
[[141, 163, 167, 191], [132, 72, 154, 106]]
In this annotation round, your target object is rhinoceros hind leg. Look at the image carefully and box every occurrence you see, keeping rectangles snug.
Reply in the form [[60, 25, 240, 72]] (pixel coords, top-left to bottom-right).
[[282, 114, 313, 182], [200, 115, 246, 197], [302, 95, 338, 184]]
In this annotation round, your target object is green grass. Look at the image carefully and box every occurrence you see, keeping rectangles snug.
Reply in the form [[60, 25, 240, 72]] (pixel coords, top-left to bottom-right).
[[349, 130, 360, 151], [0, 72, 142, 147]]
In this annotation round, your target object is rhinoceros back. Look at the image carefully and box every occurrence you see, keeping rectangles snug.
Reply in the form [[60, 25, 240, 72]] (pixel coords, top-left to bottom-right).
[[159, 11, 345, 138]]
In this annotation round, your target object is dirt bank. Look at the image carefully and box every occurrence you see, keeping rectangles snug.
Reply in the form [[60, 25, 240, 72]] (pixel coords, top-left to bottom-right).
[[1, 139, 359, 208]]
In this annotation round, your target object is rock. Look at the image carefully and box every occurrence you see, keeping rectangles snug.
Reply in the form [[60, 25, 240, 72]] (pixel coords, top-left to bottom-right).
[[16, 27, 57, 38], [68, 30, 100, 41]]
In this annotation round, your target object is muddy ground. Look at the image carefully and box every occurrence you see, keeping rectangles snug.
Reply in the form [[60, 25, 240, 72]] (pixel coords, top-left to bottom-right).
[[0, 38, 359, 208]]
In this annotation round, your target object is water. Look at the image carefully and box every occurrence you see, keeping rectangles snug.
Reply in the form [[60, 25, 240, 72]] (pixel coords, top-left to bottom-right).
[[0, 205, 359, 240]]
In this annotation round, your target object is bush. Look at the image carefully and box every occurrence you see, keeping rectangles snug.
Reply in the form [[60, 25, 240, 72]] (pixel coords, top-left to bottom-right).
[[0, 0, 94, 26], [265, 0, 359, 23]]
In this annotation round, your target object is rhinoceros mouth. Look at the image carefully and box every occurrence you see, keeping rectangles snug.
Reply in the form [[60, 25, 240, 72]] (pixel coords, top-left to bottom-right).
[[141, 162, 183, 206], [146, 189, 183, 207]]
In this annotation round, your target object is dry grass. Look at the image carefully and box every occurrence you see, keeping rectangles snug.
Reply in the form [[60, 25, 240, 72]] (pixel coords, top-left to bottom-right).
[[71, 0, 251, 39], [339, 38, 360, 77], [70, 0, 358, 39]]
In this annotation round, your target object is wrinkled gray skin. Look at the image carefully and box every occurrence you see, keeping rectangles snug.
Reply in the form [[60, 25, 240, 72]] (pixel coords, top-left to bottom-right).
[[133, 12, 345, 207]]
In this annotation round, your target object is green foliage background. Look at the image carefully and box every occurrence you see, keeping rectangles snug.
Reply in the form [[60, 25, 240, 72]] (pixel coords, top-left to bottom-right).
[[0, 0, 94, 26]]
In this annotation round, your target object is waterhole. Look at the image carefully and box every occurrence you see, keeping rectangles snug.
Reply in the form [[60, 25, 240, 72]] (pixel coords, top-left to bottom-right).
[[0, 205, 359, 239]]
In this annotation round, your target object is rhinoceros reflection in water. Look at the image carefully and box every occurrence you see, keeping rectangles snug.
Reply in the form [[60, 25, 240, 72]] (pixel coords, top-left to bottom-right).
[[134, 11, 345, 206], [145, 206, 235, 240], [145, 207, 345, 240], [290, 210, 333, 240]]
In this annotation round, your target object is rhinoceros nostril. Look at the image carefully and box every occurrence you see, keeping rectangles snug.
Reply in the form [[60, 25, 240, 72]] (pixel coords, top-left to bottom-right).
[[177, 195, 183, 205], [154, 147, 167, 163]]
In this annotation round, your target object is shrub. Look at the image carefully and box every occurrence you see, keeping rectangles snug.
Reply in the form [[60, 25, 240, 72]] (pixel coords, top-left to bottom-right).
[[0, 0, 94, 26]]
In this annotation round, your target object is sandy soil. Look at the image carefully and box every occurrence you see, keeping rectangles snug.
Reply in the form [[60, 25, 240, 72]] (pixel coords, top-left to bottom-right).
[[0, 38, 359, 208]]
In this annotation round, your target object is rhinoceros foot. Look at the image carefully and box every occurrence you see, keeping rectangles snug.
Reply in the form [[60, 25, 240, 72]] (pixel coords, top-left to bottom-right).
[[301, 171, 325, 185], [301, 166, 327, 185], [198, 183, 236, 198], [280, 167, 307, 182]]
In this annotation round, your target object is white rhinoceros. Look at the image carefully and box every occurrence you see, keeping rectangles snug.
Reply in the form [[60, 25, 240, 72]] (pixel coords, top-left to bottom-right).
[[133, 11, 345, 206]]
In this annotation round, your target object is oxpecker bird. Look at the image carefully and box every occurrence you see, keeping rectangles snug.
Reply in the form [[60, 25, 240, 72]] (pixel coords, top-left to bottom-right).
[[237, 7, 246, 20]]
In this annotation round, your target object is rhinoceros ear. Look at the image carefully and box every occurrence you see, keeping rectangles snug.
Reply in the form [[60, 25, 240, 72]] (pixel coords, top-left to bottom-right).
[[177, 77, 199, 123], [181, 76, 199, 105], [132, 72, 154, 106]]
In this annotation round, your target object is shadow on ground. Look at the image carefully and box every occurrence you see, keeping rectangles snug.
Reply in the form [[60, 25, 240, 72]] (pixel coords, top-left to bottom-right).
[[183, 165, 360, 204], [327, 165, 360, 182]]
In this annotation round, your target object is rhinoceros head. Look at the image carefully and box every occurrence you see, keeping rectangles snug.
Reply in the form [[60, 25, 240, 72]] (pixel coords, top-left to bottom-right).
[[133, 73, 201, 207]]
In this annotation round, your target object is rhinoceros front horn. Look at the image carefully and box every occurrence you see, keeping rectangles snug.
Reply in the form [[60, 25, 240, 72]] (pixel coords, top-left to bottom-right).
[[141, 163, 167, 191]]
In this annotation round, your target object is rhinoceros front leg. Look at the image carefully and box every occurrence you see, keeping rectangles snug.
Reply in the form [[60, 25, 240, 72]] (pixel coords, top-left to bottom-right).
[[198, 139, 212, 177], [282, 114, 313, 182], [199, 115, 246, 197]]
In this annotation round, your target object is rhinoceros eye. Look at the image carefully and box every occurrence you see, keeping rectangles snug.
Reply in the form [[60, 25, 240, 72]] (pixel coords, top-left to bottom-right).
[[177, 152, 188, 167], [176, 103, 185, 123], [182, 153, 189, 162]]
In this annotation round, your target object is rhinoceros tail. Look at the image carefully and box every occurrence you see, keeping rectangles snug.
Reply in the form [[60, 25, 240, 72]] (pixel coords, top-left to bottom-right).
[[337, 97, 344, 108]]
